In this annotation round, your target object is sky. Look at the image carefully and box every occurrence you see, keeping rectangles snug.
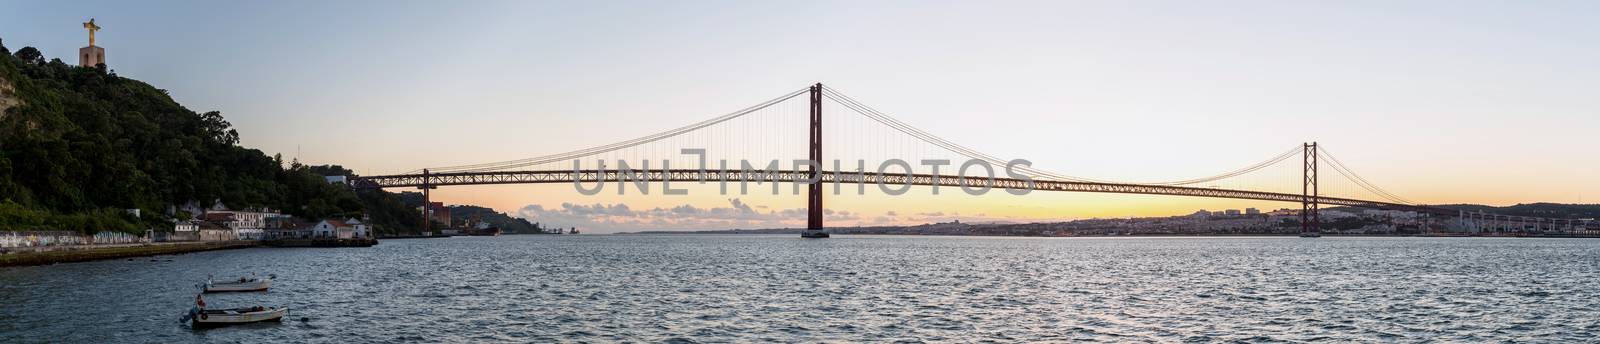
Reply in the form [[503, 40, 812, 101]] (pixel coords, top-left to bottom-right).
[[3, 0, 1597, 233]]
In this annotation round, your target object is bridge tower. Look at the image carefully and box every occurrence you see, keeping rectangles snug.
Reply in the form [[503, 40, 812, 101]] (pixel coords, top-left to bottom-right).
[[802, 83, 829, 238], [1300, 142, 1321, 237]]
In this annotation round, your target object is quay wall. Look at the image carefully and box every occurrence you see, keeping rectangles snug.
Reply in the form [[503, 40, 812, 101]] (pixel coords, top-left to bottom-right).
[[0, 240, 258, 267]]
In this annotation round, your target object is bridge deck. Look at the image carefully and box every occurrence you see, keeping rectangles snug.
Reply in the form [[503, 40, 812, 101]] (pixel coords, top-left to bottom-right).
[[351, 169, 1451, 215]]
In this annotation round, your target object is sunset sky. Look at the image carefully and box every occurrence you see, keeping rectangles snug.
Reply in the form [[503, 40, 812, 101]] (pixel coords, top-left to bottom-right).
[[4, 1, 1597, 232]]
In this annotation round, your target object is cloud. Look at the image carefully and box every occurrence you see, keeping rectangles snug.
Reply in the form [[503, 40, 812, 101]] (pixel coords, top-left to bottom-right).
[[728, 198, 757, 214]]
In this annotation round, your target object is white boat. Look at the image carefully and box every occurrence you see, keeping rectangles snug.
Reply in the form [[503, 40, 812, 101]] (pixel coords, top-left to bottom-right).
[[204, 274, 274, 292], [183, 306, 288, 327]]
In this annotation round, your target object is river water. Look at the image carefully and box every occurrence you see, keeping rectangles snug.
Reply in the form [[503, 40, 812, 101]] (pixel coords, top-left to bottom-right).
[[2, 235, 1599, 342]]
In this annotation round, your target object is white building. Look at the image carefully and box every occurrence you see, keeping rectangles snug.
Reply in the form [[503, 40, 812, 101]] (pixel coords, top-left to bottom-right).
[[310, 219, 369, 239], [347, 219, 368, 238], [174, 220, 199, 232], [204, 209, 286, 240], [170, 220, 231, 241]]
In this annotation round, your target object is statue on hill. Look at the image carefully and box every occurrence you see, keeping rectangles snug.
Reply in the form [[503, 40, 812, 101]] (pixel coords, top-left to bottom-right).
[[83, 18, 101, 47], [79, 18, 106, 68]]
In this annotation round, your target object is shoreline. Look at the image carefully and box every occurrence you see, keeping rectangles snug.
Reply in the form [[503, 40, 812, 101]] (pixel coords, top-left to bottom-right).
[[6, 231, 1588, 268], [0, 241, 259, 268], [612, 231, 1600, 238]]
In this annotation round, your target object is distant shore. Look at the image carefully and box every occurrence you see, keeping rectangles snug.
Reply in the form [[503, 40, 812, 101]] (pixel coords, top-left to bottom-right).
[[614, 230, 1599, 238], [0, 241, 258, 267]]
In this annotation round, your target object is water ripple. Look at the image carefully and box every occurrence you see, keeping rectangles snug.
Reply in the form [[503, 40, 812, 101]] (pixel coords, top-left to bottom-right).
[[3, 236, 1600, 342]]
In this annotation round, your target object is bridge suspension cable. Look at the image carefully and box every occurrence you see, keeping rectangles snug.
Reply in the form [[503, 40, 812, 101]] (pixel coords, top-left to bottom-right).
[[406, 87, 811, 174], [1315, 146, 1414, 205], [821, 85, 1303, 187], [820, 87, 1089, 182]]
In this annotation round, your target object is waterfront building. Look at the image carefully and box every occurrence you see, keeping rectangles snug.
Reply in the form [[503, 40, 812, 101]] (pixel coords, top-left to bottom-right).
[[310, 220, 344, 238], [263, 217, 313, 239], [170, 220, 232, 241], [310, 219, 370, 239], [196, 221, 235, 241], [204, 209, 286, 240], [346, 219, 370, 238]]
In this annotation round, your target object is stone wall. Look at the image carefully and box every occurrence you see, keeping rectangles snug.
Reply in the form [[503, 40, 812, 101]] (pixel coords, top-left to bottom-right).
[[0, 231, 146, 251]]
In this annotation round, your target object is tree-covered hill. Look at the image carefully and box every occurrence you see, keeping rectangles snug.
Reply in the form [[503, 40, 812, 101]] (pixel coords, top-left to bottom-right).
[[0, 38, 420, 234]]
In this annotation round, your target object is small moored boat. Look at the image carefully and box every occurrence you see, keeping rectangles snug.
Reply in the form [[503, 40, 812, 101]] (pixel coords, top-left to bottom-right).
[[183, 306, 289, 327], [204, 274, 274, 293], [180, 294, 288, 328]]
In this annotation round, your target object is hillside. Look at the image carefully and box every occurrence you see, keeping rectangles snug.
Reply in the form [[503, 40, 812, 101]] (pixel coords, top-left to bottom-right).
[[387, 191, 553, 234], [1322, 203, 1600, 219], [0, 38, 422, 234], [444, 204, 551, 234], [1433, 203, 1600, 219]]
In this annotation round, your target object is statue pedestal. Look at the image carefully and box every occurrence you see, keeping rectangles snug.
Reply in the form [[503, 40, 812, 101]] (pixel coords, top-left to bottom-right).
[[79, 46, 104, 67]]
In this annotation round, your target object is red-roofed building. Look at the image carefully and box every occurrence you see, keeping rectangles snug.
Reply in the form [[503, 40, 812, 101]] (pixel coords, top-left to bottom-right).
[[263, 217, 314, 239]]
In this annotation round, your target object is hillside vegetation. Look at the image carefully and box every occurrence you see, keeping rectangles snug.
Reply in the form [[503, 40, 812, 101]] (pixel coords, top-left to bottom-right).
[[0, 38, 421, 234]]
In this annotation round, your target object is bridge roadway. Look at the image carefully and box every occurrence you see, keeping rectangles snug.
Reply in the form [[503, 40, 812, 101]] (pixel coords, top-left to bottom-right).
[[351, 169, 1453, 216]]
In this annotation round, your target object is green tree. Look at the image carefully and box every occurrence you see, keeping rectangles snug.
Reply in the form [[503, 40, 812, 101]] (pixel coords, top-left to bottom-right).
[[12, 46, 42, 65]]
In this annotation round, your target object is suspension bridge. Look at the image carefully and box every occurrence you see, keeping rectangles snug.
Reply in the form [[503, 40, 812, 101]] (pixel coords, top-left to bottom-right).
[[349, 83, 1591, 237]]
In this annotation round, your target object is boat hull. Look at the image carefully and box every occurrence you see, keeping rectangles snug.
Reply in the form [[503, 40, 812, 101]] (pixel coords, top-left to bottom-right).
[[191, 307, 288, 328], [204, 279, 271, 293]]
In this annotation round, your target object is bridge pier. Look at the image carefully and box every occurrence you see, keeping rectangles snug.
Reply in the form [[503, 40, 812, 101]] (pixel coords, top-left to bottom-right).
[[419, 169, 437, 236]]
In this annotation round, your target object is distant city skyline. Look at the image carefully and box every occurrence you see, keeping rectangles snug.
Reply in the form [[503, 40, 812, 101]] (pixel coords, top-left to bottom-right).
[[5, 0, 1597, 233]]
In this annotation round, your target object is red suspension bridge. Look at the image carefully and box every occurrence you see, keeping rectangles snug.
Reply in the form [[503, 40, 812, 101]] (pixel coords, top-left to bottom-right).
[[349, 83, 1589, 237]]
